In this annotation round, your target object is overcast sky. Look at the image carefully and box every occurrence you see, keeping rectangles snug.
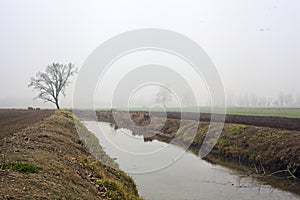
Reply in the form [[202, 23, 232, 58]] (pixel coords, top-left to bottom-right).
[[0, 0, 299, 108]]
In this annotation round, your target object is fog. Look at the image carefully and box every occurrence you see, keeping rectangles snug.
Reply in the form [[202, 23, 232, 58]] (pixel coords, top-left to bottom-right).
[[0, 0, 299, 109]]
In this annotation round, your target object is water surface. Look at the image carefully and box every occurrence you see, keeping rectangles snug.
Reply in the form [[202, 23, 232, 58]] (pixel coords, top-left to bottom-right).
[[85, 121, 299, 200]]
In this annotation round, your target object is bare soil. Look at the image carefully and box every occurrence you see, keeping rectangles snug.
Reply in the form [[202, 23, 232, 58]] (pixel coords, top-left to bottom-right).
[[0, 109, 54, 140], [151, 111, 300, 131]]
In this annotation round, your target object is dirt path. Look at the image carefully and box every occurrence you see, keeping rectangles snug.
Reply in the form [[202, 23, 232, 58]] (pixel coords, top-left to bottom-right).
[[0, 109, 54, 140]]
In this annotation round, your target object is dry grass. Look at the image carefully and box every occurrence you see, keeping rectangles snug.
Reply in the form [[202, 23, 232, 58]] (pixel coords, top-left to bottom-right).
[[0, 110, 142, 200]]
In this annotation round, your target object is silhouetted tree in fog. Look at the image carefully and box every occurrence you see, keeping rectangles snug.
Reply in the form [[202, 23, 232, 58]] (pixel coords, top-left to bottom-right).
[[155, 85, 173, 108], [28, 63, 77, 109]]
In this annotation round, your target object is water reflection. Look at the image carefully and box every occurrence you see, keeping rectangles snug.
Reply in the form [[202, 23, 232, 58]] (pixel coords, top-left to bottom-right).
[[85, 121, 300, 200]]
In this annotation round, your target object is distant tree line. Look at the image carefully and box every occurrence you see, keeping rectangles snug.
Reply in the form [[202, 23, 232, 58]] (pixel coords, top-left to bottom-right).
[[151, 85, 300, 108], [227, 92, 300, 108]]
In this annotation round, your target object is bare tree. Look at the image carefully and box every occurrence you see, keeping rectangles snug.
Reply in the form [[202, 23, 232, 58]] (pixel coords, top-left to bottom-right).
[[28, 63, 77, 109], [284, 93, 293, 107], [181, 91, 194, 107], [155, 85, 173, 108], [278, 92, 285, 107], [258, 96, 267, 107], [250, 94, 258, 107], [296, 94, 300, 107]]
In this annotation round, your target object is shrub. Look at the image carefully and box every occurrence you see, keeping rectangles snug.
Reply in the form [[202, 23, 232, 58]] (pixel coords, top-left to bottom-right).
[[0, 161, 40, 173]]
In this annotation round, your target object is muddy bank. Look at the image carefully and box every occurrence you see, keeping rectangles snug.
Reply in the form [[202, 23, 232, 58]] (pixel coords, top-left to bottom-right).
[[0, 110, 142, 200], [94, 110, 300, 179], [202, 154, 300, 196]]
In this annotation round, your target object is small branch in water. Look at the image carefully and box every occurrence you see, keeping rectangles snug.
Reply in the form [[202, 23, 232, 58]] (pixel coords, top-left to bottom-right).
[[253, 162, 259, 173], [267, 165, 299, 179], [287, 172, 298, 180], [267, 170, 288, 177], [259, 161, 266, 175]]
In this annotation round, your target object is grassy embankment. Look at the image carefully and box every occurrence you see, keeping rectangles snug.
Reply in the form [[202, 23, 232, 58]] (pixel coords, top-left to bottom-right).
[[0, 110, 142, 200], [177, 122, 300, 177]]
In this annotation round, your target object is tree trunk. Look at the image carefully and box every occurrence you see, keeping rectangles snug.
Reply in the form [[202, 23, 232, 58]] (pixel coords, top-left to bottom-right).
[[55, 99, 60, 110]]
